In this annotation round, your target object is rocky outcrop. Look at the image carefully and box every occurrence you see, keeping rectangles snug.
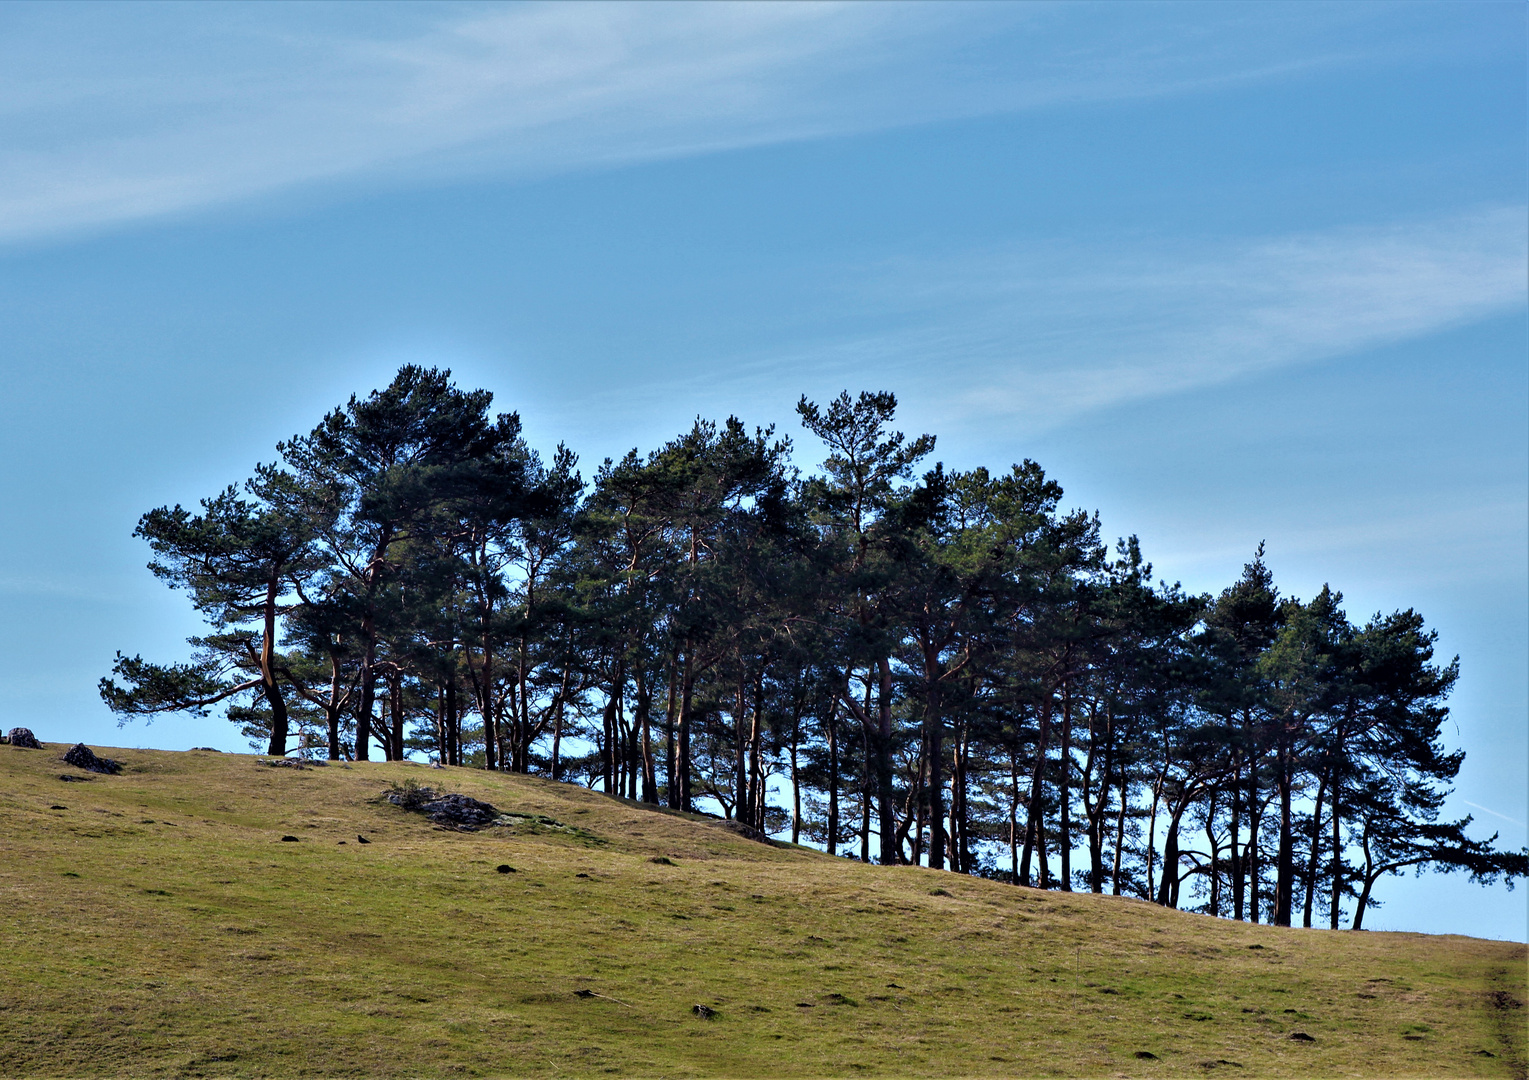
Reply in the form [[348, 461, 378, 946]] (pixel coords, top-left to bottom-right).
[[62, 743, 122, 774]]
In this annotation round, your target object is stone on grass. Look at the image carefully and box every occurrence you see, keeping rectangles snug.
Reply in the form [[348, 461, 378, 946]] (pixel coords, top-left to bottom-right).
[[383, 783, 501, 830], [420, 793, 500, 829], [62, 743, 122, 774], [7, 728, 42, 749]]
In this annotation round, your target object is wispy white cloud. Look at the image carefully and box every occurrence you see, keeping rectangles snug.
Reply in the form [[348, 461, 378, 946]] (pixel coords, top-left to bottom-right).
[[0, 0, 1488, 244], [789, 206, 1527, 433]]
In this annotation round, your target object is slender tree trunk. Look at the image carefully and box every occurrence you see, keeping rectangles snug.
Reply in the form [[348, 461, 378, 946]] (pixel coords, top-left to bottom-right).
[[789, 706, 802, 845], [389, 671, 404, 760], [1059, 679, 1073, 891], [1274, 738, 1296, 927], [1156, 792, 1193, 908], [1302, 766, 1330, 928], [876, 657, 897, 866], [480, 668, 497, 772], [677, 649, 695, 810], [1111, 771, 1129, 896], [1247, 757, 1262, 923], [1009, 747, 1021, 884], [827, 704, 840, 855], [1019, 695, 1053, 887], [1146, 768, 1163, 901], [735, 665, 750, 825], [637, 660, 657, 804], [1206, 791, 1221, 917], [860, 719, 871, 863], [259, 577, 289, 757], [912, 733, 926, 865], [326, 654, 344, 761], [356, 615, 376, 762], [1329, 782, 1343, 930], [1230, 752, 1244, 921], [749, 666, 765, 832], [925, 647, 946, 871], [434, 684, 446, 764], [663, 652, 678, 805], [550, 687, 564, 781], [959, 728, 974, 873], [1353, 829, 1379, 931]]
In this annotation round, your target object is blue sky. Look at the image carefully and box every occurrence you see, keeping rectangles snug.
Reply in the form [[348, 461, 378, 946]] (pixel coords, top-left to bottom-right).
[[0, 1, 1523, 938]]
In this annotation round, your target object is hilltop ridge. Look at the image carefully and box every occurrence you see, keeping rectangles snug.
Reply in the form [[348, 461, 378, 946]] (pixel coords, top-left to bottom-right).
[[0, 743, 1523, 1079]]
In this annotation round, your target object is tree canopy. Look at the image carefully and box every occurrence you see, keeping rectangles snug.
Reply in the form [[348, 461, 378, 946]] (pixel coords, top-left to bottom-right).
[[102, 367, 1526, 929]]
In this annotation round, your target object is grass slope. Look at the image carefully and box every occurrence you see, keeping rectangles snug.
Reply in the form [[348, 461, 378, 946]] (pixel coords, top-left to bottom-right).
[[0, 743, 1523, 1079]]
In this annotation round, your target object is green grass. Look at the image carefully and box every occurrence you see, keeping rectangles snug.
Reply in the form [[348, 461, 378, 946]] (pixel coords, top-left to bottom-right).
[[0, 743, 1523, 1079]]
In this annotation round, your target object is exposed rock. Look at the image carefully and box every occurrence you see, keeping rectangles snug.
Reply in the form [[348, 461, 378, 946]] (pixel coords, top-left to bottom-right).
[[383, 784, 501, 830], [190, 746, 222, 752], [420, 792, 501, 829], [7, 728, 42, 749], [692, 1004, 717, 1019], [62, 743, 121, 774]]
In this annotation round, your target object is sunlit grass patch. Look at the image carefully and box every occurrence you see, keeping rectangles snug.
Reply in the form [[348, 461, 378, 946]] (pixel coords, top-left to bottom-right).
[[0, 742, 1522, 1078]]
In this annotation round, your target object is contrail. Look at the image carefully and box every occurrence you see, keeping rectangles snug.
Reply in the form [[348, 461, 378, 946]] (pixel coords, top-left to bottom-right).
[[1463, 801, 1526, 829]]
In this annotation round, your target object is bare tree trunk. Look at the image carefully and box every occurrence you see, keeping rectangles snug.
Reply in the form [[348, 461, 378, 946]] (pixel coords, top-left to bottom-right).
[[1206, 791, 1221, 917], [1230, 752, 1244, 920], [635, 657, 656, 803], [1248, 760, 1262, 923], [1111, 771, 1129, 896], [876, 657, 897, 866], [1302, 765, 1330, 928], [956, 728, 972, 873], [355, 610, 376, 762], [677, 649, 695, 810], [663, 652, 678, 805], [389, 670, 404, 760], [1274, 738, 1296, 927], [1059, 679, 1073, 891], [749, 666, 765, 832], [925, 649, 946, 870], [1019, 695, 1053, 887], [1009, 746, 1020, 883], [826, 704, 840, 856], [789, 705, 802, 845], [735, 665, 750, 826], [859, 719, 871, 863], [259, 577, 290, 757], [1329, 783, 1343, 930]]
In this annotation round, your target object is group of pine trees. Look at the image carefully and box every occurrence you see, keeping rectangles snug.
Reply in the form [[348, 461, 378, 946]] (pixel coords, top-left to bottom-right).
[[101, 367, 1525, 929]]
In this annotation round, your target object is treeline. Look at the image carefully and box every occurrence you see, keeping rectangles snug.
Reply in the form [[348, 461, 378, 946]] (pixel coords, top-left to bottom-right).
[[102, 367, 1524, 928]]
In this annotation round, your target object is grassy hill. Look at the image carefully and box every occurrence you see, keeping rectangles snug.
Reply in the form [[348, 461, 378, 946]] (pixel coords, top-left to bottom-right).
[[0, 743, 1522, 1079]]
